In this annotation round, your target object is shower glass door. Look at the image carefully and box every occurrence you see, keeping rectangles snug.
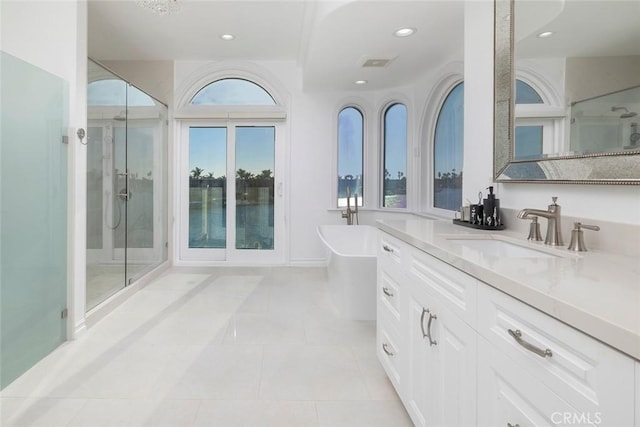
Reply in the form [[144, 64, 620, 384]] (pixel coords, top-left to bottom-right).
[[86, 60, 167, 311], [86, 61, 127, 310]]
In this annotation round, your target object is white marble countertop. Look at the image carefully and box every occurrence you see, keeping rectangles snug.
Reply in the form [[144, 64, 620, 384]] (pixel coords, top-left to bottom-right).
[[377, 218, 640, 361]]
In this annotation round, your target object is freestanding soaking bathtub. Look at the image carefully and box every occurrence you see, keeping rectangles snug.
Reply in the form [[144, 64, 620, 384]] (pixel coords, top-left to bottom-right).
[[317, 225, 378, 320]]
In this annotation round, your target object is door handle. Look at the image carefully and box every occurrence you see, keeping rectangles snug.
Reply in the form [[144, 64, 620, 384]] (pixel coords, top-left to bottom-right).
[[420, 308, 438, 346]]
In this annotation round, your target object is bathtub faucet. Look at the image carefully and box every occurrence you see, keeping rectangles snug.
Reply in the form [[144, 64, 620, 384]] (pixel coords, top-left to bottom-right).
[[341, 187, 359, 225]]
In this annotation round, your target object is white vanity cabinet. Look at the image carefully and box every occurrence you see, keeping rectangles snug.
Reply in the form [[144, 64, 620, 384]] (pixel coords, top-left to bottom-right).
[[377, 232, 477, 427], [477, 336, 586, 427], [376, 232, 408, 394], [477, 283, 635, 427], [636, 362, 640, 427], [404, 249, 477, 427], [376, 228, 638, 427], [405, 281, 477, 427]]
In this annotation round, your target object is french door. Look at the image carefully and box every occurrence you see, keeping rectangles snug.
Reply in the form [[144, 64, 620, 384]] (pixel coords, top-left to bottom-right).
[[180, 121, 285, 263]]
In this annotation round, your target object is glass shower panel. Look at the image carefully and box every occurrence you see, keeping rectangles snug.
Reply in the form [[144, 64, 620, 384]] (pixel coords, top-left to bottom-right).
[[86, 60, 168, 310], [1, 52, 68, 388], [125, 86, 167, 282], [86, 60, 127, 310], [235, 126, 275, 250]]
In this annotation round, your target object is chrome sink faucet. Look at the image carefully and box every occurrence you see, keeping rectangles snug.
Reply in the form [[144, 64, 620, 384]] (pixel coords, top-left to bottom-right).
[[517, 197, 563, 246], [341, 186, 359, 225]]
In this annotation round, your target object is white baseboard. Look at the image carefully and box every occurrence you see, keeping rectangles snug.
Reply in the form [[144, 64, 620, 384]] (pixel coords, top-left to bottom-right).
[[289, 258, 327, 267]]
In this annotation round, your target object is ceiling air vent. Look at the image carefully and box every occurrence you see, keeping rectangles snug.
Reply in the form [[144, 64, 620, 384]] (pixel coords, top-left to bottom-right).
[[361, 58, 393, 68]]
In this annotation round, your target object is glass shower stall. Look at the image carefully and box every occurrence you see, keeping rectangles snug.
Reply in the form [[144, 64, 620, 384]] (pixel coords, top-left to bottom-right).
[[86, 59, 168, 310]]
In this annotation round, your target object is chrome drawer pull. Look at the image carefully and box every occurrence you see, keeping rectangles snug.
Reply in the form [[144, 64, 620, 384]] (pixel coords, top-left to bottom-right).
[[507, 423, 520, 427], [382, 343, 394, 356], [508, 329, 552, 358], [420, 308, 438, 346], [382, 244, 394, 253], [382, 287, 394, 297]]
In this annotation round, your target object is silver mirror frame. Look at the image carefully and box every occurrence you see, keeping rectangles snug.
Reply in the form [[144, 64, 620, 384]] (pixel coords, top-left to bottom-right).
[[493, 0, 640, 185]]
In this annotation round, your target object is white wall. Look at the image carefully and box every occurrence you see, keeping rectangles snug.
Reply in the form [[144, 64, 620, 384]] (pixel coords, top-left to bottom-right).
[[172, 59, 452, 265], [131, 0, 639, 268], [1, 0, 88, 337], [462, 0, 495, 203]]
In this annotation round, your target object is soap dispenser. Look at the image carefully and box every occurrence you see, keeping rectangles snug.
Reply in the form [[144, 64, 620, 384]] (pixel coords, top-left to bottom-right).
[[483, 186, 501, 227]]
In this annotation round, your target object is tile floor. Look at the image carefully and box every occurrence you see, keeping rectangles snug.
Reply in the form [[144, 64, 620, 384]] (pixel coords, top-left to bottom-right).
[[1, 267, 412, 427]]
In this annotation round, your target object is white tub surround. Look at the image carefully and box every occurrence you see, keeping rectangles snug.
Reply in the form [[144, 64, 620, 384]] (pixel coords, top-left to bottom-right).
[[317, 225, 378, 320], [376, 218, 640, 361]]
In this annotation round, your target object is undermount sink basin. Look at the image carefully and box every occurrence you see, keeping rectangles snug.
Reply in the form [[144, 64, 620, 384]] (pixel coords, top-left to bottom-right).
[[443, 235, 566, 258]]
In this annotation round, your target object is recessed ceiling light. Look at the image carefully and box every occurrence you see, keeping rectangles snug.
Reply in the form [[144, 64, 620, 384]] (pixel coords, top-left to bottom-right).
[[537, 31, 553, 38], [394, 27, 416, 38], [220, 34, 235, 41], [354, 80, 368, 85]]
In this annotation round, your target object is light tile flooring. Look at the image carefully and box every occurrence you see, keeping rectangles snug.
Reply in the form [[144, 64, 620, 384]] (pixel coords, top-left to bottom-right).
[[1, 267, 412, 427], [86, 264, 152, 311]]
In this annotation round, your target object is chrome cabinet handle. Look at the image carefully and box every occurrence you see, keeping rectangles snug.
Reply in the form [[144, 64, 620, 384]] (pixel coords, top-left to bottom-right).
[[508, 329, 552, 358], [507, 423, 520, 427], [420, 308, 438, 346], [382, 343, 394, 356], [382, 244, 394, 253], [382, 287, 394, 297]]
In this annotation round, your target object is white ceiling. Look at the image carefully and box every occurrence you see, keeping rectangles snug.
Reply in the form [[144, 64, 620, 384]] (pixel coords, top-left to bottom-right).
[[87, 0, 465, 91], [88, 1, 640, 92], [515, 0, 640, 58]]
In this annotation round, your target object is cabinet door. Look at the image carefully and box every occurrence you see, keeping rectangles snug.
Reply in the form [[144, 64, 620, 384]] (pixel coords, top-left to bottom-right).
[[636, 361, 640, 427], [478, 337, 589, 427], [405, 283, 476, 427], [406, 292, 437, 427], [432, 299, 476, 427]]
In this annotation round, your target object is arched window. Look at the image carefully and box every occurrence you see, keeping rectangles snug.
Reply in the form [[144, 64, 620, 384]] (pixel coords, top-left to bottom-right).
[[337, 106, 364, 207], [190, 78, 276, 105], [382, 103, 407, 208], [433, 83, 464, 211], [514, 78, 562, 159], [516, 80, 543, 104]]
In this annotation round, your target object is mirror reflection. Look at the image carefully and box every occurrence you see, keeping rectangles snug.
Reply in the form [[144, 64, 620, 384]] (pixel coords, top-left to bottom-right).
[[513, 0, 640, 160]]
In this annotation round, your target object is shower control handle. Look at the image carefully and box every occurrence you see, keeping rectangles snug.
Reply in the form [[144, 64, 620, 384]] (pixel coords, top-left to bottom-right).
[[117, 171, 131, 201]]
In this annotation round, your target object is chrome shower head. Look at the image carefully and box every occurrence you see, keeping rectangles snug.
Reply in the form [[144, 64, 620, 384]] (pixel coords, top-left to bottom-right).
[[612, 106, 638, 118]]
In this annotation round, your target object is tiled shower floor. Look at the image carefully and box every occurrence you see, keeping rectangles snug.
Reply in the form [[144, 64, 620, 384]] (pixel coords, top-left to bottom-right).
[[1, 267, 412, 426]]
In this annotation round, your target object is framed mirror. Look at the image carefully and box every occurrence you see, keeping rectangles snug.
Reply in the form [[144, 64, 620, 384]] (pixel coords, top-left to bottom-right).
[[494, 0, 640, 184]]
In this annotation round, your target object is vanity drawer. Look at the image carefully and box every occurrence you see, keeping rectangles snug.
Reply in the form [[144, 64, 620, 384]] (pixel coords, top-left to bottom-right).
[[477, 284, 635, 425], [377, 322, 402, 393], [478, 336, 585, 427], [378, 269, 401, 323], [407, 249, 477, 325], [378, 233, 405, 271]]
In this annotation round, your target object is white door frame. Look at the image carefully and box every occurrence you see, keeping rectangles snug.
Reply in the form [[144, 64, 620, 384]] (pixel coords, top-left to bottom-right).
[[178, 119, 286, 265]]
